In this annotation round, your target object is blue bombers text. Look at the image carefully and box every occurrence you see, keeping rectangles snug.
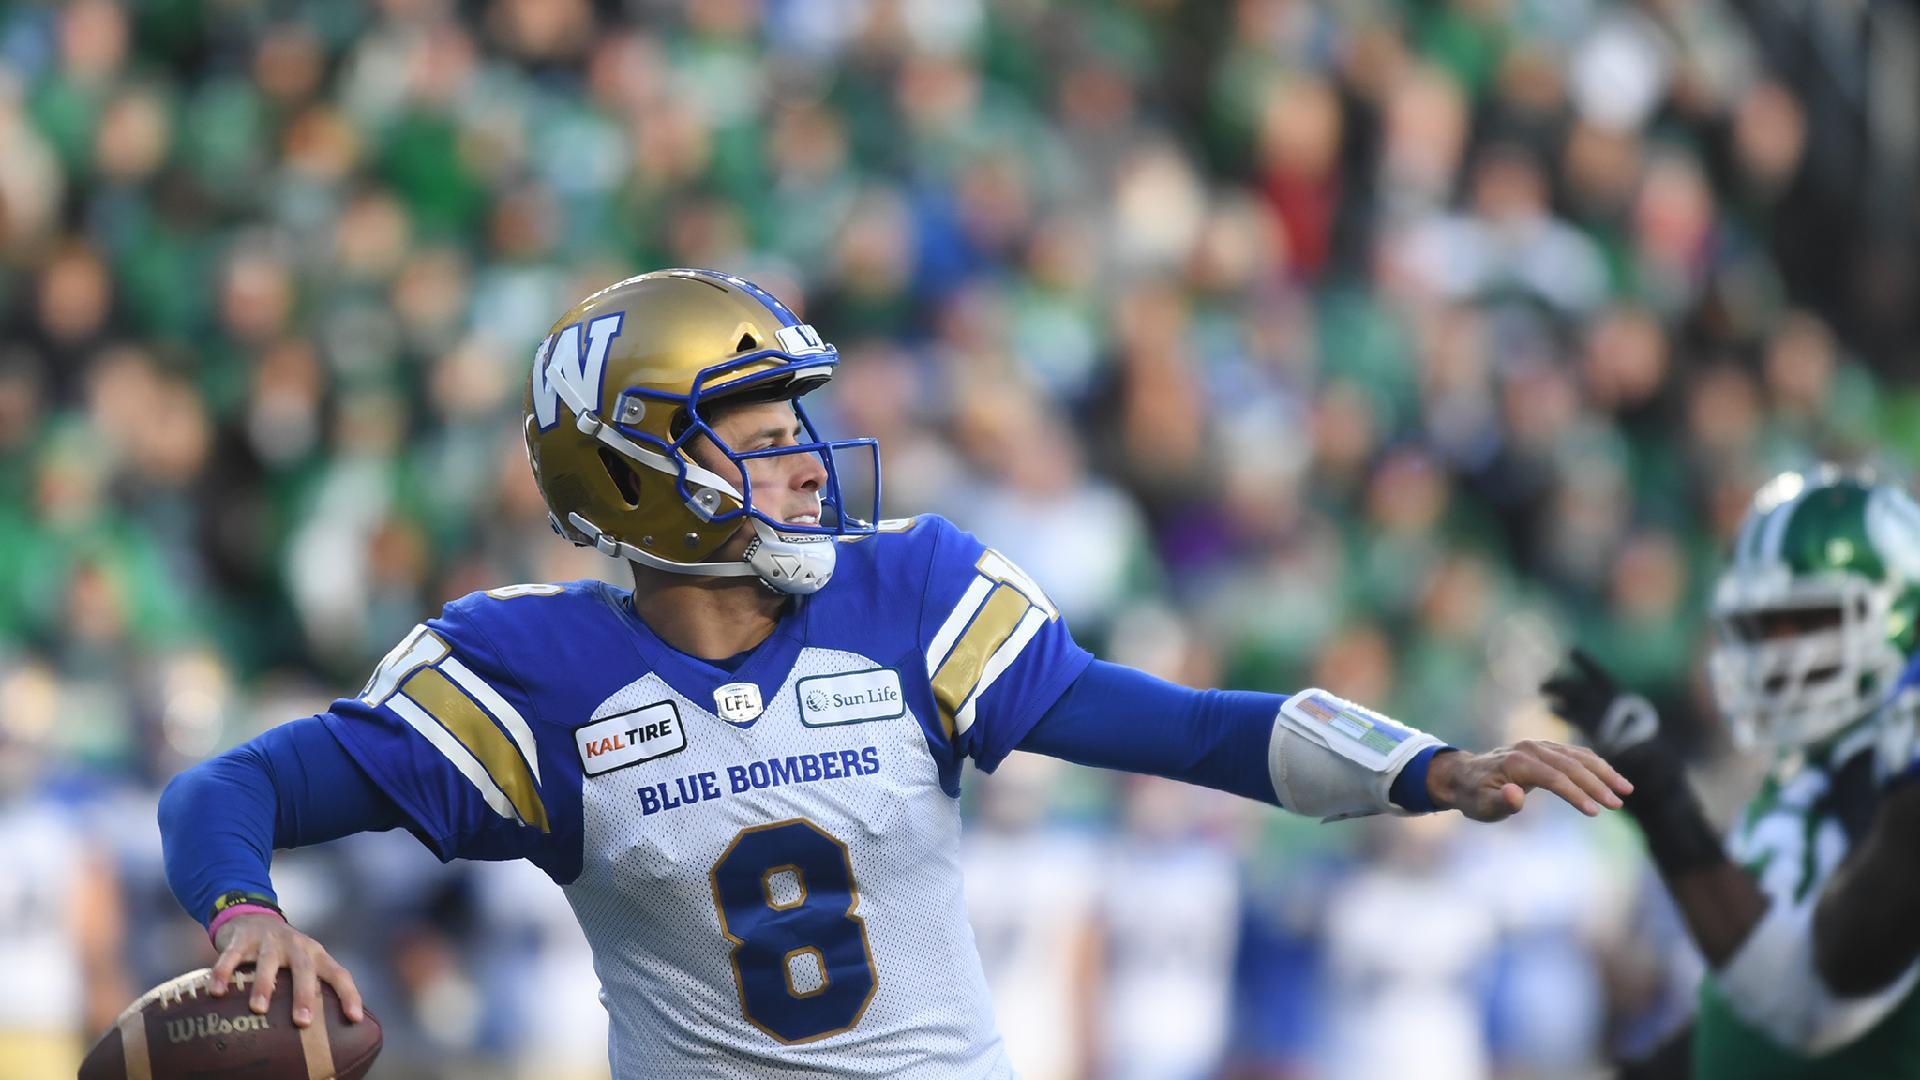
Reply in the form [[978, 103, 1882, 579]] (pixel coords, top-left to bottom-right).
[[638, 746, 883, 816]]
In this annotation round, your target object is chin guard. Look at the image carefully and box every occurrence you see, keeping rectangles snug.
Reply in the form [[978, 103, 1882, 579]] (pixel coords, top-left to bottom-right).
[[743, 518, 837, 594]]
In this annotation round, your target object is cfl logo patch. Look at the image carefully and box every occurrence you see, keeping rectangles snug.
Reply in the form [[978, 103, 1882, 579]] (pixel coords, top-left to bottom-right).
[[714, 682, 764, 724]]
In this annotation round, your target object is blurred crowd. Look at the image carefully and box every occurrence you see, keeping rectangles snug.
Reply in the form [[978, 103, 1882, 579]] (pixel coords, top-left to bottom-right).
[[2, 0, 1918, 1077]]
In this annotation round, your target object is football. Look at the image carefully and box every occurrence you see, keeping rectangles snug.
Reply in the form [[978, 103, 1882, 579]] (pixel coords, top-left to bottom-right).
[[79, 966, 381, 1080]]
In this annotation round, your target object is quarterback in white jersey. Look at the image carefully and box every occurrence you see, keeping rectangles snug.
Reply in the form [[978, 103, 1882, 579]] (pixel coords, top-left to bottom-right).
[[159, 269, 1631, 1078], [321, 516, 1086, 1075]]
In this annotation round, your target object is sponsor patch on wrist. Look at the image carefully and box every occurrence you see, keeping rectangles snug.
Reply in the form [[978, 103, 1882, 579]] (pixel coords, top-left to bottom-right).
[[1280, 690, 1414, 771]]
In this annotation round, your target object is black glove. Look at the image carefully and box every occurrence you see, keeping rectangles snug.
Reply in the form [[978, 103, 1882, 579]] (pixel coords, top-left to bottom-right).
[[1542, 650, 1726, 876], [1541, 649, 1661, 757]]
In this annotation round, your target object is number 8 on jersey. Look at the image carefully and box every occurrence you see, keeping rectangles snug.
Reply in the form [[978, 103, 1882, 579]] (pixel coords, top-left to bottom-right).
[[710, 820, 878, 1043]]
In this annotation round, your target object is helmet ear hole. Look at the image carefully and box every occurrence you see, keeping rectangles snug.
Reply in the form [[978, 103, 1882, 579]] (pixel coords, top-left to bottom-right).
[[598, 447, 643, 509], [737, 331, 759, 351]]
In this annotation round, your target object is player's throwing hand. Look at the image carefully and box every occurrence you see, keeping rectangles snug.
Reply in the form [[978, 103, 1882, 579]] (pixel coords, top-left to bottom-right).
[[1424, 739, 1633, 821], [209, 913, 365, 1028]]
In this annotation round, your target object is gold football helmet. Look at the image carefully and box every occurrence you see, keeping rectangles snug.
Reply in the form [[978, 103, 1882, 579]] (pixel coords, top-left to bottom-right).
[[522, 268, 879, 593]]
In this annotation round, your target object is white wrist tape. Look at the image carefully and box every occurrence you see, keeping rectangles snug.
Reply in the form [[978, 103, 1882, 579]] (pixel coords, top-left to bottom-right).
[[1716, 897, 1920, 1055], [1268, 689, 1445, 822]]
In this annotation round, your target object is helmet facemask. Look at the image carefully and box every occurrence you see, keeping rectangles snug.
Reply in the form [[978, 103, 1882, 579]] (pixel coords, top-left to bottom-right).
[[1708, 574, 1906, 749], [1706, 474, 1920, 751], [654, 364, 880, 594]]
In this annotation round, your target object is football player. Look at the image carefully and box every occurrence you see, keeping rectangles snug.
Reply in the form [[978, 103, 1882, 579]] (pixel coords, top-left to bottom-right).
[[160, 269, 1630, 1077], [1545, 470, 1920, 1077]]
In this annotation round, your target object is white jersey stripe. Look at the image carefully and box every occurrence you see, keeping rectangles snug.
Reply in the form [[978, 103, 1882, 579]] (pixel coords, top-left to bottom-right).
[[361, 624, 448, 706], [954, 606, 1049, 736], [389, 694, 521, 823], [926, 576, 995, 675], [976, 549, 1058, 619], [442, 656, 542, 784]]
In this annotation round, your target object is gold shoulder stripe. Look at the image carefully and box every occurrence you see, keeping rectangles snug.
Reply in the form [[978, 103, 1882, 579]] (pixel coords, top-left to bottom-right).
[[401, 668, 550, 832], [930, 584, 1031, 737]]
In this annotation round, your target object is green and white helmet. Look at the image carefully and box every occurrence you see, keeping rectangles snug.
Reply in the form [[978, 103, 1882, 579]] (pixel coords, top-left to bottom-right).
[[1709, 469, 1920, 749]]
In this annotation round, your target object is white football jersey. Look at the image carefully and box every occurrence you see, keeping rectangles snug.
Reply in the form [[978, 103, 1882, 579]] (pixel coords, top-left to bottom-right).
[[322, 516, 1091, 1077]]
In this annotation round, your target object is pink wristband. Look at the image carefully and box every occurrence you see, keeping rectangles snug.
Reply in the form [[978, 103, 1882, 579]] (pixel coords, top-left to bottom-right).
[[208, 902, 287, 946]]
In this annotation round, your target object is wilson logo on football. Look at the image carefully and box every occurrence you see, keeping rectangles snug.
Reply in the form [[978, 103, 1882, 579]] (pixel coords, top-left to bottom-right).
[[166, 1014, 272, 1043]]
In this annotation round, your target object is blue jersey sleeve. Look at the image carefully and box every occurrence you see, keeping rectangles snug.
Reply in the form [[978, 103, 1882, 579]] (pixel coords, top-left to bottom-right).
[[320, 594, 583, 882], [160, 717, 409, 927], [915, 517, 1094, 771], [1015, 660, 1450, 812]]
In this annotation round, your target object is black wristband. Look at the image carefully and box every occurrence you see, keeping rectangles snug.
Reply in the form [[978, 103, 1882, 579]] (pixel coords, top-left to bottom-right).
[[1611, 742, 1729, 878], [208, 889, 282, 923]]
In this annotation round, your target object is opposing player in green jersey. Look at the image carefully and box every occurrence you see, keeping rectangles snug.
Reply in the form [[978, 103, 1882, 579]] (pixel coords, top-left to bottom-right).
[[1547, 469, 1920, 1077]]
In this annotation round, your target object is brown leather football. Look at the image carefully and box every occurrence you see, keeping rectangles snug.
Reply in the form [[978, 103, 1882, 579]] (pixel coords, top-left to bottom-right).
[[79, 966, 381, 1079]]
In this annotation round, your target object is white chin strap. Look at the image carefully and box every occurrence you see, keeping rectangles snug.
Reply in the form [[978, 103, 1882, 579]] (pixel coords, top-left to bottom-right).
[[569, 512, 836, 595]]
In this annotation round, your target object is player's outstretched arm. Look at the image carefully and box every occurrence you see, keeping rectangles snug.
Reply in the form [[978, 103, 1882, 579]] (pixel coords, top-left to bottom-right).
[[158, 716, 401, 1027], [1017, 660, 1628, 821], [1542, 651, 1765, 966]]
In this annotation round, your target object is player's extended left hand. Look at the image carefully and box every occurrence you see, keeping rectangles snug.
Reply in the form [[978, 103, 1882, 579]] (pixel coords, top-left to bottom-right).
[[1425, 741, 1633, 822]]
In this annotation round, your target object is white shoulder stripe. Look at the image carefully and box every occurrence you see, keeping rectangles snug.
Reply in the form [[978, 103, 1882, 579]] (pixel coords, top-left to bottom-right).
[[926, 576, 995, 675], [976, 549, 1057, 619], [440, 656, 542, 784], [388, 694, 520, 823], [953, 605, 1049, 736], [361, 624, 447, 706]]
